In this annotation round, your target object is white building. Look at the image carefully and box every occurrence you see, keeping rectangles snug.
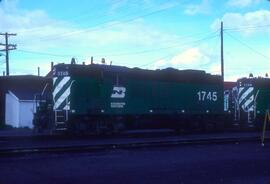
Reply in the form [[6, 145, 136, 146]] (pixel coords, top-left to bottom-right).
[[5, 91, 36, 128], [0, 75, 49, 129]]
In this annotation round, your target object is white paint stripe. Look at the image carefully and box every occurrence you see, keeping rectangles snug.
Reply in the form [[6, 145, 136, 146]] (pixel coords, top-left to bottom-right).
[[238, 87, 244, 95], [54, 89, 70, 109], [244, 95, 254, 107], [63, 105, 69, 110], [63, 102, 70, 110], [239, 87, 253, 104], [53, 77, 70, 98], [242, 95, 254, 111], [241, 103, 254, 111], [54, 87, 71, 110], [53, 77, 57, 84]]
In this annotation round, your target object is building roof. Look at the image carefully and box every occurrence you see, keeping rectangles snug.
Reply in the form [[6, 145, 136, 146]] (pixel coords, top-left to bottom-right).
[[0, 75, 50, 100], [0, 75, 51, 125], [224, 81, 236, 90]]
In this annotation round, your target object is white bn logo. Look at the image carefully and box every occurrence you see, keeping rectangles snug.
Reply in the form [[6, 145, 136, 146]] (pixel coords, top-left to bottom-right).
[[111, 87, 126, 98]]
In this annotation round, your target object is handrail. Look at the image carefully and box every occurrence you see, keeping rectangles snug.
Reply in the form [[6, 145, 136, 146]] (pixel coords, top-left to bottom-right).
[[261, 109, 270, 146]]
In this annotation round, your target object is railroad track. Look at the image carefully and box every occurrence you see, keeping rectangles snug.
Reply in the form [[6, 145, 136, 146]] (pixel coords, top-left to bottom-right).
[[0, 128, 263, 141], [0, 129, 175, 141], [0, 134, 268, 157]]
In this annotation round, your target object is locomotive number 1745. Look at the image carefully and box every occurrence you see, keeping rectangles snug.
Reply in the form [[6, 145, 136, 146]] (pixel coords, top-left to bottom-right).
[[197, 91, 218, 102]]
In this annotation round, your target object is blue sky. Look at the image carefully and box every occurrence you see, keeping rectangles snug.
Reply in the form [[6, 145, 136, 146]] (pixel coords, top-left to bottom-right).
[[0, 0, 270, 80]]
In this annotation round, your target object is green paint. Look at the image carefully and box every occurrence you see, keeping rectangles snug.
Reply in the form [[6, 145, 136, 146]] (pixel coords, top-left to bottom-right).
[[69, 76, 223, 116]]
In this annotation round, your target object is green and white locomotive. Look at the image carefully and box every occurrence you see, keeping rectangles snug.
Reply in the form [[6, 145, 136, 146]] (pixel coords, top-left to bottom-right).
[[231, 77, 270, 127], [35, 62, 225, 133], [33, 61, 270, 133]]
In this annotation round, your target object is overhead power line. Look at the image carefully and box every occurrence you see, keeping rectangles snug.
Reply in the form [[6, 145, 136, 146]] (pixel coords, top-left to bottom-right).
[[138, 32, 219, 68], [16, 49, 74, 58], [224, 24, 270, 31], [225, 31, 270, 61], [20, 30, 214, 59], [16, 31, 218, 59], [17, 0, 134, 35], [35, 3, 179, 42], [98, 32, 218, 57]]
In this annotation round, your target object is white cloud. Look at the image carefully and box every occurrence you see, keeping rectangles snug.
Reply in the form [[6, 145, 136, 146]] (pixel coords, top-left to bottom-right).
[[152, 59, 167, 70], [108, 0, 178, 15], [211, 10, 270, 35], [0, 0, 183, 75], [0, 1, 179, 50], [184, 0, 211, 15], [150, 45, 220, 75], [109, 0, 128, 12], [170, 46, 218, 70], [171, 48, 204, 66], [208, 64, 220, 75], [227, 0, 260, 8]]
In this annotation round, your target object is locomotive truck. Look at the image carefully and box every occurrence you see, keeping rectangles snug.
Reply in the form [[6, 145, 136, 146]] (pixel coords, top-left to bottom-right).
[[33, 62, 270, 133]]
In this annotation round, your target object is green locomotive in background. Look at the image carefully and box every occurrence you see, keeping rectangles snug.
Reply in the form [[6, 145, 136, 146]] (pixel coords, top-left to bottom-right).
[[228, 77, 270, 127]]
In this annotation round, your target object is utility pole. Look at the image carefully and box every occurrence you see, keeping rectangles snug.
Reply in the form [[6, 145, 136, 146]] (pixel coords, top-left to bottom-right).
[[38, 67, 40, 76], [0, 32, 17, 76], [220, 21, 224, 81]]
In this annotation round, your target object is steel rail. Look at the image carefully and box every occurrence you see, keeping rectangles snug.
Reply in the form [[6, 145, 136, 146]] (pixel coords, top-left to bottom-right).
[[0, 136, 267, 157]]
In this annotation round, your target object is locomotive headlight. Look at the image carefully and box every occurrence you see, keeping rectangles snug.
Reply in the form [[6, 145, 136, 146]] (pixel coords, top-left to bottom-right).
[[71, 110, 76, 113], [181, 110, 185, 113], [206, 110, 209, 113]]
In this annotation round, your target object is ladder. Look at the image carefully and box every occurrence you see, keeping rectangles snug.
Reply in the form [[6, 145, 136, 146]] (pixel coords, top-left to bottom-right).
[[55, 110, 68, 131], [247, 110, 254, 127]]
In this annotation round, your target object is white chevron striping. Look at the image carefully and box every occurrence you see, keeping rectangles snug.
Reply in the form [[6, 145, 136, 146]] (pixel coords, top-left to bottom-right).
[[54, 86, 71, 110], [63, 102, 71, 110], [242, 95, 254, 112], [53, 77, 71, 98], [239, 87, 253, 104], [238, 87, 244, 96], [53, 77, 56, 84]]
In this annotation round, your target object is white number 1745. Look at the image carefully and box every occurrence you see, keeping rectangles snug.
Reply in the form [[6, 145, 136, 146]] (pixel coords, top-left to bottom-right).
[[197, 91, 217, 101]]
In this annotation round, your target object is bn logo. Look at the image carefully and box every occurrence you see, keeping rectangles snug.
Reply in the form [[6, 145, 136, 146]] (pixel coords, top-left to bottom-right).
[[111, 87, 126, 98]]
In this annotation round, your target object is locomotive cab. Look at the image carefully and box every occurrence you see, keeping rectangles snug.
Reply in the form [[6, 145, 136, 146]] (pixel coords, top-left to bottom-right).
[[232, 77, 270, 128], [52, 64, 74, 131]]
